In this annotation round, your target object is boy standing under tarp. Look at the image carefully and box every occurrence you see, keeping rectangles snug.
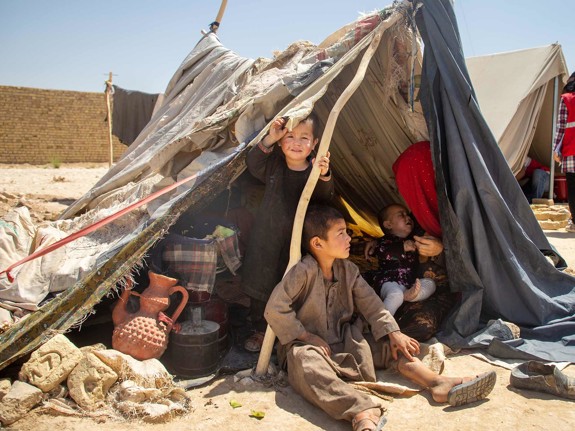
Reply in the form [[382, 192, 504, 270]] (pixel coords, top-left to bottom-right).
[[241, 114, 333, 352], [265, 205, 496, 431]]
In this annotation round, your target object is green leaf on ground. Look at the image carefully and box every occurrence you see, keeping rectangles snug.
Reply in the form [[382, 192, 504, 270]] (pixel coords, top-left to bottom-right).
[[229, 399, 242, 408], [249, 410, 265, 420]]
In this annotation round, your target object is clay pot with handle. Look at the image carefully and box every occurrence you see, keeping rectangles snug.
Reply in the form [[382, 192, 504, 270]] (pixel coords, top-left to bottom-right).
[[112, 271, 188, 360]]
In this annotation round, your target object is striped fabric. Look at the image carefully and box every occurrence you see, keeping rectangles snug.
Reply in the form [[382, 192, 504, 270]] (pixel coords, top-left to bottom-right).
[[163, 235, 218, 293], [553, 99, 575, 173], [160, 227, 242, 293], [560, 156, 575, 173]]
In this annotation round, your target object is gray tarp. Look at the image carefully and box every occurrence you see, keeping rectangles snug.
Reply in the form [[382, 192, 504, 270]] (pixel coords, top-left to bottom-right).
[[416, 0, 575, 360], [111, 85, 162, 146]]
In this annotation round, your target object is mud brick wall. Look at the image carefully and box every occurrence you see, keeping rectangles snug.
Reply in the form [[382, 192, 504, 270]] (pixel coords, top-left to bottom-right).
[[0, 86, 126, 164]]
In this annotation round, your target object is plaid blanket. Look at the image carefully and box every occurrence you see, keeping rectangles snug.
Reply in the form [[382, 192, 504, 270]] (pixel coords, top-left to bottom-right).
[[159, 227, 242, 293], [162, 234, 217, 293], [212, 225, 241, 276]]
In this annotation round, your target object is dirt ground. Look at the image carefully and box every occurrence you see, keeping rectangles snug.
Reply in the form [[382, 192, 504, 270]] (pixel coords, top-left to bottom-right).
[[1, 164, 574, 431]]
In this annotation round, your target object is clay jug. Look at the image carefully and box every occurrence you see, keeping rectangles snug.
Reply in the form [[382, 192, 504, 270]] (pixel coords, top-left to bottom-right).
[[112, 271, 188, 360]]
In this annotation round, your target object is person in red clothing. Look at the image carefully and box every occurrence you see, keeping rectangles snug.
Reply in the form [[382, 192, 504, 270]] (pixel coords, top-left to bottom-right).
[[553, 72, 575, 232], [392, 141, 442, 239], [515, 156, 551, 202]]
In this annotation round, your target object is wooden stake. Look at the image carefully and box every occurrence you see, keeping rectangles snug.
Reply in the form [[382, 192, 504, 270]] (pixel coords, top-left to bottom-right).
[[215, 0, 228, 27], [254, 23, 386, 377], [105, 71, 114, 167], [209, 0, 228, 33]]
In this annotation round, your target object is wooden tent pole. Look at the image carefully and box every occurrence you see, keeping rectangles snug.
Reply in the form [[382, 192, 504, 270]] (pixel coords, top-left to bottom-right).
[[209, 0, 228, 33], [254, 24, 385, 376], [215, 0, 228, 26], [105, 71, 114, 167]]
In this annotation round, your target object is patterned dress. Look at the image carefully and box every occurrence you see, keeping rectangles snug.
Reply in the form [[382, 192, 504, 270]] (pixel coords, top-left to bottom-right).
[[363, 223, 456, 341], [371, 233, 418, 290]]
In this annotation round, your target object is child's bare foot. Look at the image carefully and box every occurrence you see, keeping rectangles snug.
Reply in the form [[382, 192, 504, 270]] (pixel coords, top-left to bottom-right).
[[403, 279, 421, 302], [429, 371, 497, 406]]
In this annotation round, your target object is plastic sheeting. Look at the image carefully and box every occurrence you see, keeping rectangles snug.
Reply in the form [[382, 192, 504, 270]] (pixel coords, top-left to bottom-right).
[[1, 6, 405, 314], [416, 0, 575, 361]]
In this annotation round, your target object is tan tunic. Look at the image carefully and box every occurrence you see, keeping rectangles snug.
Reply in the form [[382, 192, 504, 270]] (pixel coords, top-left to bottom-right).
[[264, 255, 400, 421]]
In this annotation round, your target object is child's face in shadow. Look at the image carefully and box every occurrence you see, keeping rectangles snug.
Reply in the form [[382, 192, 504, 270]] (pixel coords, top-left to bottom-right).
[[383, 205, 413, 238], [279, 120, 318, 165]]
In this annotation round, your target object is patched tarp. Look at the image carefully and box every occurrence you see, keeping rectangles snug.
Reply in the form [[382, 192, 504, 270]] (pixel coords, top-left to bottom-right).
[[1, 3, 418, 367]]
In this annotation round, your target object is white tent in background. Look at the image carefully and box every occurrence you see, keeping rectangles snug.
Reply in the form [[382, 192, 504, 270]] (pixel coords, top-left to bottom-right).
[[466, 44, 569, 175]]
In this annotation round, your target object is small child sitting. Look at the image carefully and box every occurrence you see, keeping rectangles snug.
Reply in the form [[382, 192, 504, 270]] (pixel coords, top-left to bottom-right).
[[265, 205, 496, 431], [370, 203, 436, 315]]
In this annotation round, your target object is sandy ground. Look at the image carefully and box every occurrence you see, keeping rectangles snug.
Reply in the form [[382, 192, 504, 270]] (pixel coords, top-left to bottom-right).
[[1, 164, 574, 431]]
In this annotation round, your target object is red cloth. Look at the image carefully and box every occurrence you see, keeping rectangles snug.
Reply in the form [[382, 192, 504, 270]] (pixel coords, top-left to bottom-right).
[[525, 158, 550, 177], [392, 141, 442, 238], [561, 92, 575, 157]]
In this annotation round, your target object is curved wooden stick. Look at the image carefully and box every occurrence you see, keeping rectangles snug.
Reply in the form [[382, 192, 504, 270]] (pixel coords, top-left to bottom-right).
[[210, 0, 228, 33], [254, 23, 386, 376]]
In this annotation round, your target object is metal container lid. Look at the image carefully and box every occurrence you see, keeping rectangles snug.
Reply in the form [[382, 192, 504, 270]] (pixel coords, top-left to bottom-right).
[[178, 319, 220, 336]]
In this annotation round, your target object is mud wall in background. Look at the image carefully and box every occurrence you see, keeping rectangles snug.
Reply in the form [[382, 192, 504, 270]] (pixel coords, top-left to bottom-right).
[[0, 86, 125, 164]]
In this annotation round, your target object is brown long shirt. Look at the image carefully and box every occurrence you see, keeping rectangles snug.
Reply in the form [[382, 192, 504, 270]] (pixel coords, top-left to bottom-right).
[[265, 255, 400, 367]]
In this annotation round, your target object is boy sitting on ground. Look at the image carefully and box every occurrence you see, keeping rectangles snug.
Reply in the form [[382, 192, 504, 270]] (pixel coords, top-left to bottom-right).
[[264, 205, 496, 431]]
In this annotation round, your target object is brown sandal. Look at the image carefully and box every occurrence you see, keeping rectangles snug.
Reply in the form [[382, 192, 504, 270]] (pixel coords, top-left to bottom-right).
[[352, 410, 387, 431], [244, 331, 265, 352]]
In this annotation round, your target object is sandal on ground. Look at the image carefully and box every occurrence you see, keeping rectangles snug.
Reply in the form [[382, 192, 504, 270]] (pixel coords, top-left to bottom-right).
[[351, 410, 387, 431], [510, 361, 575, 400], [244, 331, 265, 353], [447, 370, 497, 406]]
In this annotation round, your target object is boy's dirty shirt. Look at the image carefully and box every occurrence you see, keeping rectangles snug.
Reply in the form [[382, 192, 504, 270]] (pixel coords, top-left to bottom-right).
[[265, 254, 400, 382]]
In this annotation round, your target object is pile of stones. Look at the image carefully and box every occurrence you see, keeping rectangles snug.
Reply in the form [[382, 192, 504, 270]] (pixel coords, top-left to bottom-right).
[[531, 204, 571, 230], [0, 334, 190, 426]]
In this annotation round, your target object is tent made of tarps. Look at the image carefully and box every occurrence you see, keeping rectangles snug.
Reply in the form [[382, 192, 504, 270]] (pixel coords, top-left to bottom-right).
[[466, 44, 569, 174], [0, 0, 574, 370]]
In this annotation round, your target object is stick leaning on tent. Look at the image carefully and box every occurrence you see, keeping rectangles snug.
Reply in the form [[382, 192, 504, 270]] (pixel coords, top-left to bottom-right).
[[254, 24, 386, 376]]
